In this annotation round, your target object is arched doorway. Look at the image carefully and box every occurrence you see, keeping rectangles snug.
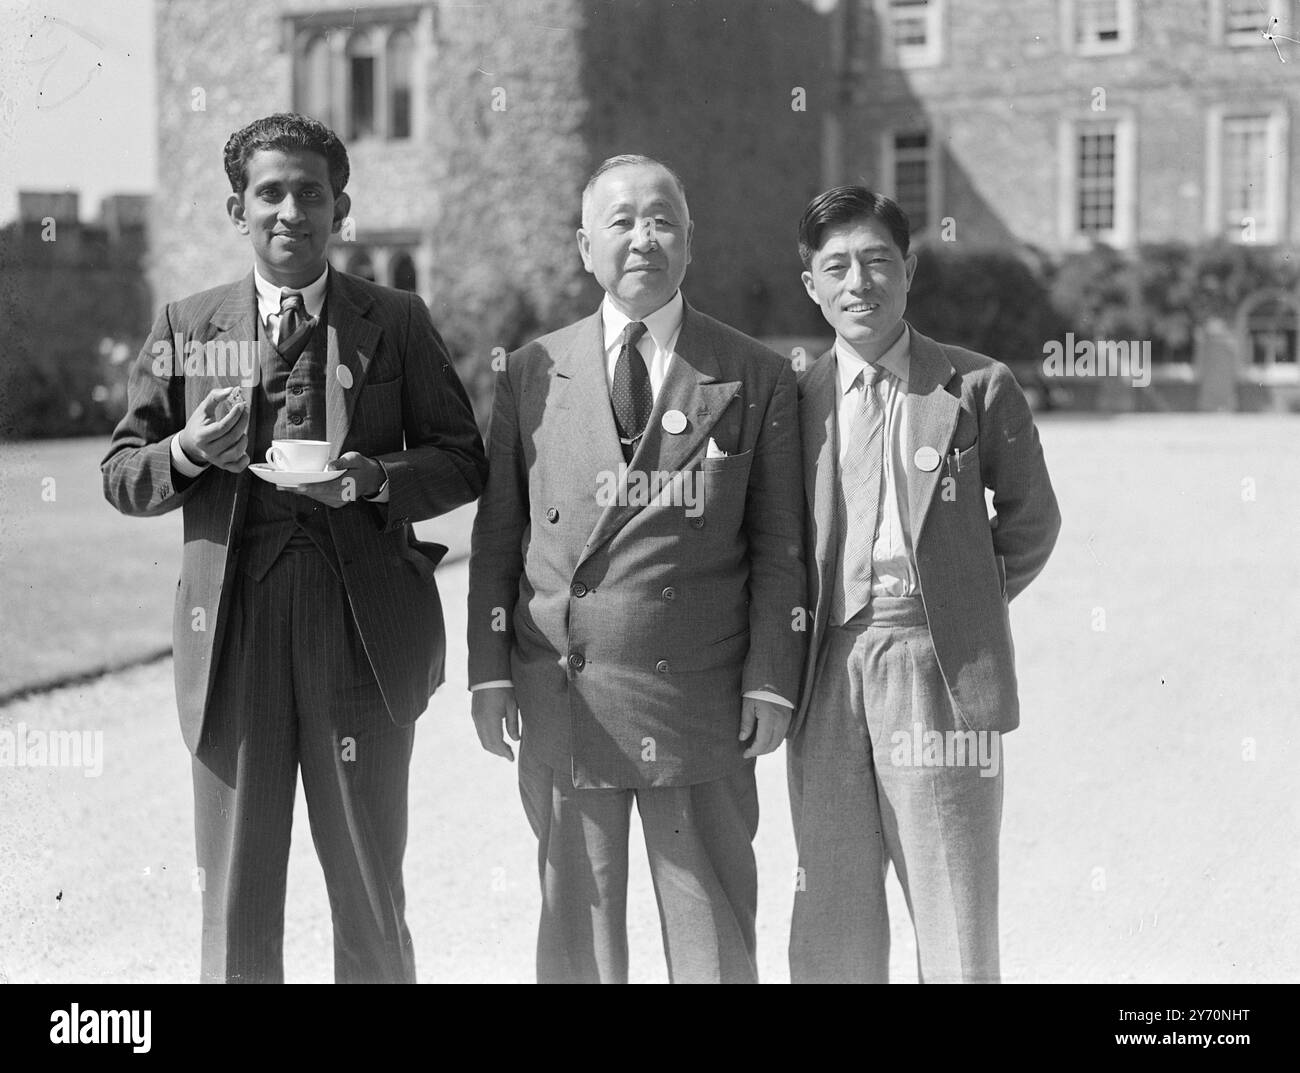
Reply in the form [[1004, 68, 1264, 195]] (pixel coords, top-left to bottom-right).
[[1237, 289, 1300, 371]]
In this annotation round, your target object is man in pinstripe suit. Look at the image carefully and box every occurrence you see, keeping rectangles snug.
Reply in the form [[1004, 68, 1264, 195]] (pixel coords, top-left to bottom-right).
[[102, 114, 487, 983]]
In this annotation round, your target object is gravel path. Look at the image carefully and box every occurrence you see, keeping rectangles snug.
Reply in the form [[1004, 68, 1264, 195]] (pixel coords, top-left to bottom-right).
[[2, 415, 1297, 983]]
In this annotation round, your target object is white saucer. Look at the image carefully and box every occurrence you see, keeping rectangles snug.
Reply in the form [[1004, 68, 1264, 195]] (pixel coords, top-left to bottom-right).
[[249, 463, 344, 487]]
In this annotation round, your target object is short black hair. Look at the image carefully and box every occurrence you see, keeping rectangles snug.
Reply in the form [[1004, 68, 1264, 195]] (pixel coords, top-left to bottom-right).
[[581, 154, 689, 225], [798, 186, 911, 267], [223, 113, 350, 198]]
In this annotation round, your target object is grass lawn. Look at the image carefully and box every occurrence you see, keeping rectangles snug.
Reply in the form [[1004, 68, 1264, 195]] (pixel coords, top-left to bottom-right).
[[0, 438, 181, 697], [0, 437, 476, 697]]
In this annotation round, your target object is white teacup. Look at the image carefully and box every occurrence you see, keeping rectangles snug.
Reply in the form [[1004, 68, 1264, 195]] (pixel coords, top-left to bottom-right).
[[266, 439, 331, 472]]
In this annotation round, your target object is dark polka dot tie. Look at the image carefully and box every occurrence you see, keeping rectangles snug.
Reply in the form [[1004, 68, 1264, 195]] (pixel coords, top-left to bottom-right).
[[611, 320, 650, 463]]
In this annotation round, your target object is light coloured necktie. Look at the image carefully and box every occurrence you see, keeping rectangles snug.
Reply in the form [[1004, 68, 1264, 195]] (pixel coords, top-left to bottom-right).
[[831, 364, 885, 625]]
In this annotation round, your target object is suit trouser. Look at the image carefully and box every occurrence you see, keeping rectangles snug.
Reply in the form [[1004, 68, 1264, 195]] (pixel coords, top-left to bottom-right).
[[518, 744, 760, 983], [788, 596, 1003, 983], [191, 541, 417, 983]]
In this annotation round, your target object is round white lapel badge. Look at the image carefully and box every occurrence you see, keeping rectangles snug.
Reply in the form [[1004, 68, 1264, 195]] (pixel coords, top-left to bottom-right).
[[336, 366, 354, 389], [914, 446, 941, 472], [662, 409, 687, 434]]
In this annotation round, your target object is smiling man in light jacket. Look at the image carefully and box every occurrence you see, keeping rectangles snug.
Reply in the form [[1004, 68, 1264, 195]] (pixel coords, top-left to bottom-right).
[[789, 186, 1060, 983]]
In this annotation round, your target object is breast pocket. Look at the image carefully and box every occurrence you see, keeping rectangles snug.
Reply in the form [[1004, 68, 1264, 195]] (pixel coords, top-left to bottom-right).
[[957, 441, 979, 472], [349, 378, 404, 451], [696, 448, 753, 530], [700, 447, 753, 474], [953, 440, 984, 505]]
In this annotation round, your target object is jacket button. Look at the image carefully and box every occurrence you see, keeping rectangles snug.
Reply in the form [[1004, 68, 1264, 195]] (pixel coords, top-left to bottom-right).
[[571, 581, 588, 598], [290, 414, 303, 425], [546, 507, 560, 523], [689, 516, 704, 529], [655, 659, 670, 674], [568, 652, 585, 670], [662, 586, 676, 601]]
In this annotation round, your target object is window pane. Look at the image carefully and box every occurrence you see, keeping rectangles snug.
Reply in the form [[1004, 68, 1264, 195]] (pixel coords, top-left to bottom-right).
[[392, 252, 417, 292], [1247, 299, 1298, 364], [1226, 0, 1264, 36], [1077, 127, 1117, 234], [348, 32, 376, 140], [890, 0, 930, 48], [389, 29, 414, 140], [893, 131, 929, 232], [350, 57, 375, 138], [346, 250, 375, 281], [1076, 0, 1121, 45], [296, 36, 332, 127], [1223, 116, 1271, 233]]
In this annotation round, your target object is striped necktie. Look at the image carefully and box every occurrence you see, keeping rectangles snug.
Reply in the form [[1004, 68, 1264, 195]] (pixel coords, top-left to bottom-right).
[[830, 363, 886, 625], [275, 289, 305, 347]]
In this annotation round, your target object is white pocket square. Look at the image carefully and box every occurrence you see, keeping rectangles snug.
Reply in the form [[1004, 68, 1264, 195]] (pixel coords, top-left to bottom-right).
[[706, 437, 729, 459]]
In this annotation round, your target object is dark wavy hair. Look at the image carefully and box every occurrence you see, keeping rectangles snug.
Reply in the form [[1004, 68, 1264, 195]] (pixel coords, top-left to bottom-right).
[[223, 113, 350, 198], [798, 186, 911, 267]]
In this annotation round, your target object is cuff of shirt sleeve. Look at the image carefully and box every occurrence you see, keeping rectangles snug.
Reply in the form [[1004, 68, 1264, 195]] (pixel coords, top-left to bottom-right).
[[470, 680, 514, 692], [743, 689, 793, 709], [364, 460, 390, 502], [169, 434, 208, 478]]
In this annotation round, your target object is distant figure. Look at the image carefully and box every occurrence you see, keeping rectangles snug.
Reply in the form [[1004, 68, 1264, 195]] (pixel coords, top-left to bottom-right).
[[467, 155, 805, 983], [101, 113, 487, 982], [789, 186, 1060, 983]]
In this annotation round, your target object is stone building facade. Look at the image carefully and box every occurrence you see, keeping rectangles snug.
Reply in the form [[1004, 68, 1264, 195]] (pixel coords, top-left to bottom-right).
[[832, 0, 1300, 252], [152, 0, 832, 417], [153, 0, 1300, 412], [823, 0, 1300, 405]]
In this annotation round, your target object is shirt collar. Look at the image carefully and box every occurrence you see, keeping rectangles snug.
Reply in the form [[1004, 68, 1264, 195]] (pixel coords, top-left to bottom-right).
[[601, 290, 685, 354], [253, 263, 330, 322], [834, 322, 912, 396]]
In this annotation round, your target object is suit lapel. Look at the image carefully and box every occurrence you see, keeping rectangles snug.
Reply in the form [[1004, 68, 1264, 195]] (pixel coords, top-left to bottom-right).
[[324, 268, 382, 458], [629, 305, 740, 478], [801, 348, 839, 644], [203, 271, 259, 392], [199, 274, 259, 546], [580, 302, 740, 565], [551, 311, 626, 473], [900, 327, 959, 546]]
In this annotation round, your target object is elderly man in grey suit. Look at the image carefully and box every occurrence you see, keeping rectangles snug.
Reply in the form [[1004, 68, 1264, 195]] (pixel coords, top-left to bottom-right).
[[788, 186, 1060, 983], [102, 114, 487, 983], [467, 154, 805, 983]]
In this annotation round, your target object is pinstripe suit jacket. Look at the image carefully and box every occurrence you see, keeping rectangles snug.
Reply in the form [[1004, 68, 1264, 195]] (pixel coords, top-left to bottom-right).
[[467, 300, 806, 789], [102, 269, 488, 752], [795, 326, 1060, 737]]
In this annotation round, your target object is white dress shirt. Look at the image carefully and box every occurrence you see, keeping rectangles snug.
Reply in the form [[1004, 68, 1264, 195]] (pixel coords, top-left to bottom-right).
[[600, 289, 683, 398], [834, 326, 919, 598], [473, 290, 791, 711], [254, 263, 329, 339]]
